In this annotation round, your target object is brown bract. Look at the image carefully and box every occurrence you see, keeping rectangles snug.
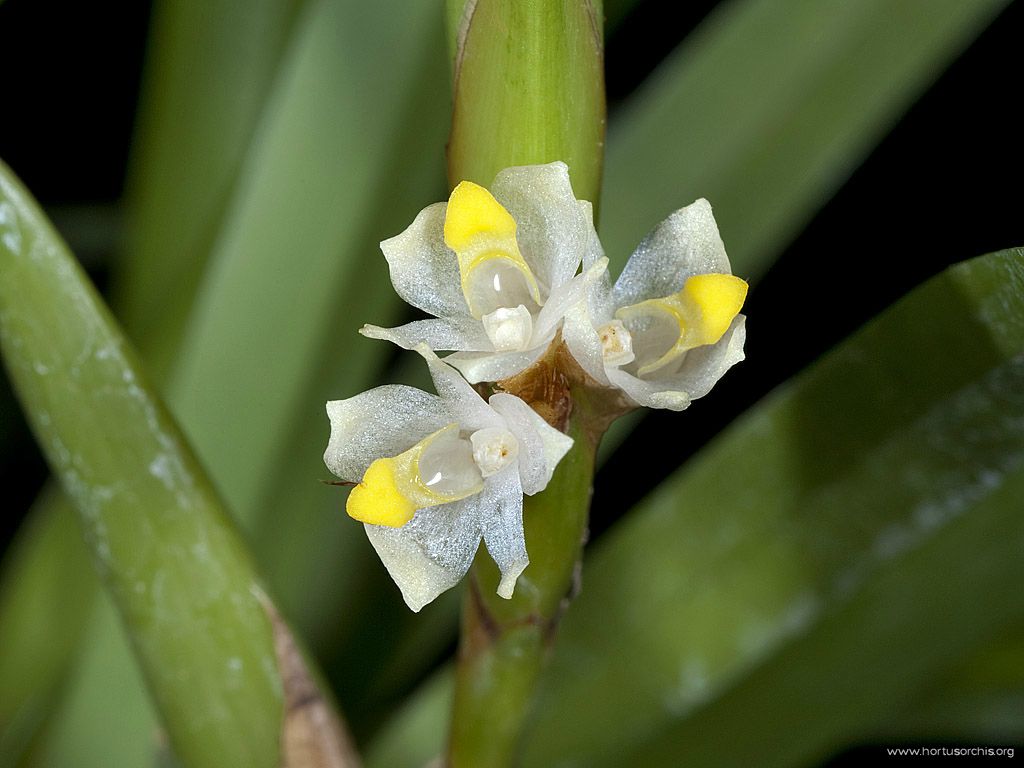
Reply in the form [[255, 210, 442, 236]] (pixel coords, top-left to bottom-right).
[[495, 334, 633, 441]]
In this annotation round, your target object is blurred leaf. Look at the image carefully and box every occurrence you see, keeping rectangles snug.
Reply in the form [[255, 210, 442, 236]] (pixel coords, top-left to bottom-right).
[[869, 624, 1024, 745], [240, 1, 451, 649], [0, 162, 351, 768], [520, 248, 1024, 766], [12, 0, 450, 760], [115, 0, 306, 378], [2, 0, 312, 757], [601, 0, 1009, 278], [365, 671, 453, 768], [0, 490, 95, 764], [448, 0, 605, 202], [368, 248, 1024, 765], [38, 596, 157, 768]]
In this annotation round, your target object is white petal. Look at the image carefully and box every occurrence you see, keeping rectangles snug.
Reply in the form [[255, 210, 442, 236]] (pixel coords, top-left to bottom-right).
[[478, 468, 528, 599], [611, 199, 732, 308], [488, 392, 573, 495], [579, 199, 605, 269], [562, 270, 615, 385], [361, 317, 490, 352], [381, 202, 471, 319], [445, 346, 547, 385], [606, 316, 746, 411], [413, 344, 503, 430], [364, 497, 482, 611], [324, 386, 448, 480], [532, 256, 608, 342], [490, 162, 593, 291]]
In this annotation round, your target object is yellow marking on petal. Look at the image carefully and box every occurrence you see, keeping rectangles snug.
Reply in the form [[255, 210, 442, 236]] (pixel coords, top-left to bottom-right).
[[615, 273, 747, 377], [346, 458, 417, 527], [443, 181, 541, 316], [444, 181, 517, 251], [346, 424, 483, 528], [683, 273, 748, 346]]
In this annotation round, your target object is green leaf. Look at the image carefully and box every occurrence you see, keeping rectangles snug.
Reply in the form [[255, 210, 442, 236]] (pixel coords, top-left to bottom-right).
[[872, 624, 1024, 744], [520, 248, 1024, 766], [1, 0, 311, 754], [600, 0, 1009, 279], [115, 0, 306, 379], [22, 2, 451, 759], [0, 491, 95, 764], [448, 0, 605, 202], [0, 162, 302, 768], [367, 248, 1024, 766]]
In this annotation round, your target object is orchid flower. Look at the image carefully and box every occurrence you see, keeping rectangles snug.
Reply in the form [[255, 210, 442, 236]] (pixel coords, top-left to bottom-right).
[[564, 199, 748, 411], [362, 161, 606, 383], [323, 346, 573, 611]]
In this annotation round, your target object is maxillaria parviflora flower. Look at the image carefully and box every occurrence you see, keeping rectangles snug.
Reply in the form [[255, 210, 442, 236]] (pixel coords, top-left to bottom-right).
[[564, 199, 748, 411], [361, 161, 606, 383], [323, 346, 572, 611]]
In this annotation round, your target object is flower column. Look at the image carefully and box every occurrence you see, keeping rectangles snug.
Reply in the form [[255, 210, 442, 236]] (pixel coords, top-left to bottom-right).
[[444, 1, 607, 765]]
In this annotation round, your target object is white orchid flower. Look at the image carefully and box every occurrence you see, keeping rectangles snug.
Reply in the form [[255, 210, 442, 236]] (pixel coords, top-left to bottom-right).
[[564, 199, 748, 411], [323, 346, 573, 611], [361, 161, 607, 384]]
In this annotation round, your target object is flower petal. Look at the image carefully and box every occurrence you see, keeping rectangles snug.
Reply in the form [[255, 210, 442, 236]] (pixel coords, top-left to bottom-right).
[[488, 392, 573, 495], [611, 199, 732, 308], [380, 202, 471, 319], [361, 317, 491, 352], [413, 344, 503, 430], [477, 468, 528, 599], [445, 346, 547, 385], [532, 256, 608, 342], [363, 496, 482, 611], [606, 316, 746, 411], [324, 386, 449, 480], [491, 162, 593, 291], [579, 199, 604, 269], [562, 269, 615, 385]]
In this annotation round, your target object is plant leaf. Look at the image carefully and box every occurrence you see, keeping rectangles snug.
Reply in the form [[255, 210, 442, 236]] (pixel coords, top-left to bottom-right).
[[600, 0, 1009, 279], [114, 0, 307, 379], [366, 248, 1024, 766], [0, 490, 95, 764], [0, 162, 356, 768], [521, 248, 1024, 766]]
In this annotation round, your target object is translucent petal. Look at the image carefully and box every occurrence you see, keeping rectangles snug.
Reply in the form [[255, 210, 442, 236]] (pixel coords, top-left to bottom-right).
[[579, 199, 605, 269], [532, 256, 608, 342], [615, 272, 747, 377], [445, 346, 547, 385], [477, 468, 528, 599], [413, 344, 503, 430], [488, 392, 573, 495], [364, 497, 482, 612], [611, 199, 732, 309], [562, 270, 615, 385], [380, 202, 470, 319], [606, 316, 746, 411], [324, 386, 449, 481], [360, 317, 491, 352], [491, 162, 594, 291], [462, 256, 541, 318], [347, 423, 484, 528]]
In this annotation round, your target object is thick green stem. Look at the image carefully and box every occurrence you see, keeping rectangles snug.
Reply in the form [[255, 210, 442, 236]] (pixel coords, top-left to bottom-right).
[[444, 0, 606, 763], [447, 0, 605, 202], [448, 408, 597, 767]]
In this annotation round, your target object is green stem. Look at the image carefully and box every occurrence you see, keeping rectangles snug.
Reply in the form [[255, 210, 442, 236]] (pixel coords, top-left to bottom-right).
[[448, 407, 598, 767], [444, 0, 606, 763]]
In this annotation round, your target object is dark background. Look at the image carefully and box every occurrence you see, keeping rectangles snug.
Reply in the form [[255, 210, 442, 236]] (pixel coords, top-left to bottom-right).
[[0, 2, 1022, 760]]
